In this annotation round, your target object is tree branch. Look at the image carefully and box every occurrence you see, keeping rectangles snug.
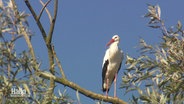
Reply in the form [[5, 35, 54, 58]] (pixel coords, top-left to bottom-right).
[[44, 0, 58, 76], [24, 0, 47, 42], [39, 0, 52, 24], [51, 45, 66, 78], [39, 72, 127, 104], [46, 0, 58, 45], [38, 0, 52, 22]]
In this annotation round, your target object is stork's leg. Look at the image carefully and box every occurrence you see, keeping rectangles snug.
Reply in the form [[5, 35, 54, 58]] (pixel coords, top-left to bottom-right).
[[114, 73, 117, 97], [106, 78, 109, 97]]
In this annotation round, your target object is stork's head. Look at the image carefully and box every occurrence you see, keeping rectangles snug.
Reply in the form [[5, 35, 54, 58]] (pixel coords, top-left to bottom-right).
[[106, 35, 120, 46]]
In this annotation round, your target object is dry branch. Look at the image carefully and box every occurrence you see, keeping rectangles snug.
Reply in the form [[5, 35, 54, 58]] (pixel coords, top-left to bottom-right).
[[39, 72, 127, 104], [24, 0, 47, 42], [39, 0, 52, 24], [52, 45, 66, 78]]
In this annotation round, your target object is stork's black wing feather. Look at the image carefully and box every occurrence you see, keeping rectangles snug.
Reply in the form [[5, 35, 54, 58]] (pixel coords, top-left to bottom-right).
[[102, 60, 109, 92]]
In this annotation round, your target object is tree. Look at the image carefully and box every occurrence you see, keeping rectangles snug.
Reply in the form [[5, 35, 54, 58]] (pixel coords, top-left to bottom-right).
[[0, 1, 183, 104], [122, 4, 184, 104]]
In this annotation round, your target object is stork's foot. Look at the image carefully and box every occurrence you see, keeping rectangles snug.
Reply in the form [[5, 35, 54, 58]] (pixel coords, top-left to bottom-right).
[[114, 95, 118, 98], [106, 95, 108, 98], [106, 79, 109, 98], [105, 90, 109, 98], [114, 93, 117, 98]]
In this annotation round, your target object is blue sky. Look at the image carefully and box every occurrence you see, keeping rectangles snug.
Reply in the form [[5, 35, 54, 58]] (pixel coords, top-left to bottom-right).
[[15, 0, 184, 103]]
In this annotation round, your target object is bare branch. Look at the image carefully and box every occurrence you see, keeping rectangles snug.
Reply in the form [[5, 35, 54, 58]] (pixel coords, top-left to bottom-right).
[[51, 45, 66, 78], [39, 0, 52, 23], [39, 72, 127, 104], [24, 0, 47, 42], [47, 0, 58, 44]]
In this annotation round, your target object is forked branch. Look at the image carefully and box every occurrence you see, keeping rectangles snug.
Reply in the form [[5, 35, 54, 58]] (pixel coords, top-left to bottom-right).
[[24, 0, 47, 42]]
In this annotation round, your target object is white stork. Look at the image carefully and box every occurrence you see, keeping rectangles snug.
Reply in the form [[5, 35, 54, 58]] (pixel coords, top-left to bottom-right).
[[102, 35, 123, 97]]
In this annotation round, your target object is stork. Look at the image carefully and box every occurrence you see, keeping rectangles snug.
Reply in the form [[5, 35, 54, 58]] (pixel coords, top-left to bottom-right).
[[102, 35, 123, 97]]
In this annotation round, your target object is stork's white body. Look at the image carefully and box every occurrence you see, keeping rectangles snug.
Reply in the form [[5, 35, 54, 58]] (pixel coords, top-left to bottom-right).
[[102, 35, 123, 97]]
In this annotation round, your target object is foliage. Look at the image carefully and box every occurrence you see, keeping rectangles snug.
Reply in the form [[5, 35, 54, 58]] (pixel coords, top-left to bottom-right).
[[121, 4, 184, 104], [0, 1, 73, 104]]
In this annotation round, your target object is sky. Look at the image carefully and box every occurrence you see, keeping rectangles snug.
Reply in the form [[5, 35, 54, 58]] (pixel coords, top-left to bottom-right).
[[14, 0, 184, 103]]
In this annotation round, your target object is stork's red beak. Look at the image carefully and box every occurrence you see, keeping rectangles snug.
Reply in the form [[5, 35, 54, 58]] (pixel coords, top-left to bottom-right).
[[106, 39, 115, 46]]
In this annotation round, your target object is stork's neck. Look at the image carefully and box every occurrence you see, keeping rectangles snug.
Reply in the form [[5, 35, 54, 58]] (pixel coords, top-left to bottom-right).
[[109, 41, 119, 54], [109, 41, 119, 48]]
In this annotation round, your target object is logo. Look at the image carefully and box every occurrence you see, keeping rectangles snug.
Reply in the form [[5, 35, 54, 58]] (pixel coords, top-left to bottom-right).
[[10, 86, 30, 97]]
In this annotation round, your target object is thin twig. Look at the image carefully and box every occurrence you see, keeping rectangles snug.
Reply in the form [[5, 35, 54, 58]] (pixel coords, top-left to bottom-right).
[[24, 0, 47, 42], [51, 45, 66, 78], [47, 0, 58, 44], [39, 0, 52, 23]]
